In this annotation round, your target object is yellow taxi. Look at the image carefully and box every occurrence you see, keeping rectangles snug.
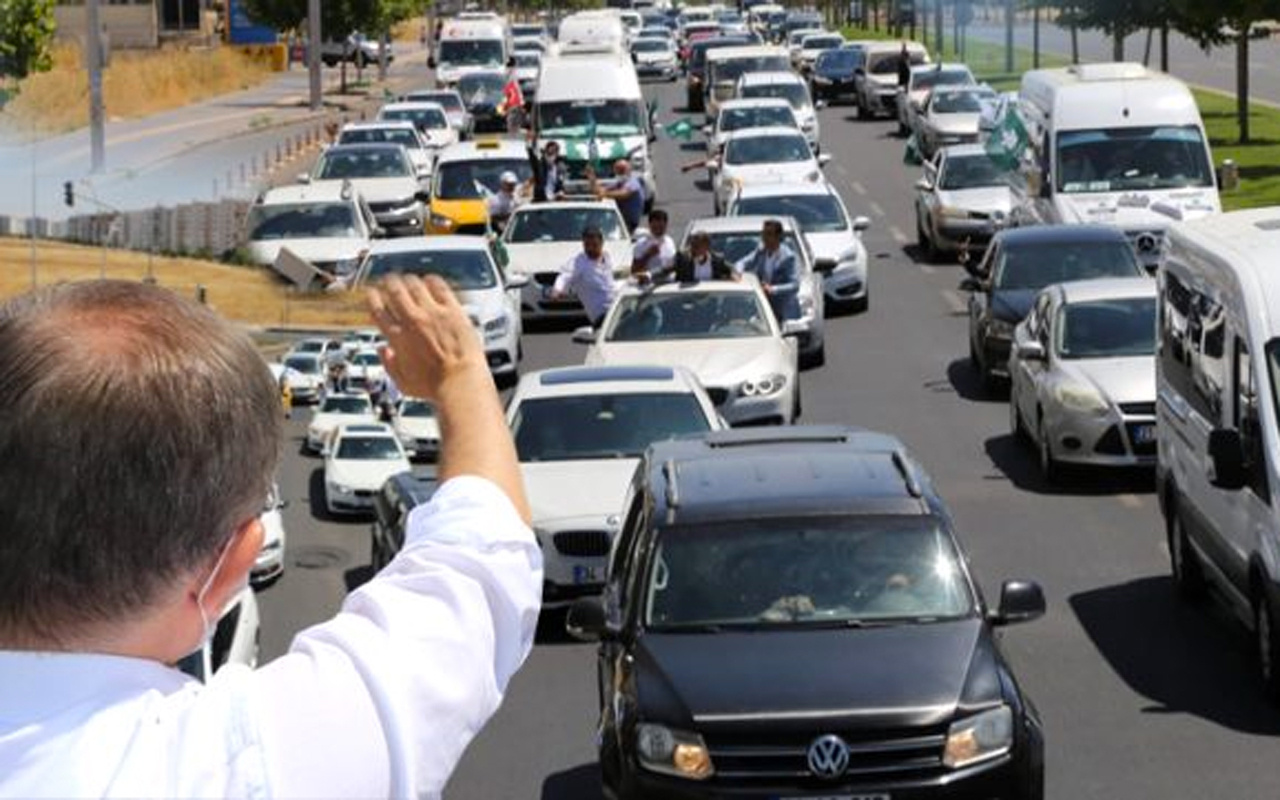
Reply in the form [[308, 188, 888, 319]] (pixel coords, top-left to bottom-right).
[[426, 138, 534, 235]]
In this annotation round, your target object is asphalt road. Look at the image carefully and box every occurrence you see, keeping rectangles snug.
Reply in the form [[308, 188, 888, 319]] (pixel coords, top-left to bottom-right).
[[965, 19, 1280, 106], [255, 77, 1280, 798]]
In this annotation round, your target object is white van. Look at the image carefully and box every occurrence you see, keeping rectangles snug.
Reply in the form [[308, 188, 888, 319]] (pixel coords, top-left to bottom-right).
[[703, 45, 790, 121], [1013, 63, 1222, 270], [1156, 208, 1280, 696], [533, 52, 656, 207], [557, 10, 628, 54], [432, 18, 509, 87]]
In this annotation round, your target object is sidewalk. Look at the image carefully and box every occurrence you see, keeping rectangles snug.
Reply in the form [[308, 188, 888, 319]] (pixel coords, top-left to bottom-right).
[[0, 44, 430, 225]]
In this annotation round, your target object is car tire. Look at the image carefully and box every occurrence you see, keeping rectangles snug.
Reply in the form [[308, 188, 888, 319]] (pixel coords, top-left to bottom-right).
[[1009, 394, 1027, 442], [1254, 582, 1280, 700], [792, 386, 802, 422], [801, 343, 825, 369], [916, 211, 938, 263], [1168, 502, 1207, 601], [1036, 413, 1061, 484]]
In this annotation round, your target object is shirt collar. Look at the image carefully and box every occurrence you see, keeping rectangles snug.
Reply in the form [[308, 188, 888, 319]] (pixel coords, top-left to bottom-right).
[[0, 651, 192, 724]]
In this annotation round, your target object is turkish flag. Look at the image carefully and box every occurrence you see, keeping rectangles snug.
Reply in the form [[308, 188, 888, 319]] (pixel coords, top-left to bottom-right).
[[502, 79, 525, 113]]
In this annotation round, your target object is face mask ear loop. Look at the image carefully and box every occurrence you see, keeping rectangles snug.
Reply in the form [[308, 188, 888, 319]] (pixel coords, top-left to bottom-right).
[[194, 534, 238, 646]]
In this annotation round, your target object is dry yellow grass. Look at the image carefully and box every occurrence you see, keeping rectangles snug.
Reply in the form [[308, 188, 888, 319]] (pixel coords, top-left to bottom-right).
[[0, 237, 368, 328], [392, 17, 431, 43], [2, 44, 274, 137]]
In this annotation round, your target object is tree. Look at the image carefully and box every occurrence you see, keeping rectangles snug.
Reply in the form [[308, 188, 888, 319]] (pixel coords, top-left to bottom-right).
[[0, 0, 57, 80], [1175, 0, 1280, 143]]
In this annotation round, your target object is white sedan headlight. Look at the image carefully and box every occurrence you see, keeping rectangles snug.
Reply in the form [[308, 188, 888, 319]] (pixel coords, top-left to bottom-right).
[[1053, 381, 1110, 415], [943, 706, 1014, 769], [740, 373, 788, 397], [483, 313, 510, 341], [327, 482, 353, 495], [635, 723, 714, 780]]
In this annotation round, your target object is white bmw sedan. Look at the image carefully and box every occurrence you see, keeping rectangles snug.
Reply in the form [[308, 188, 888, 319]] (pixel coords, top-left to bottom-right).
[[579, 279, 800, 426], [306, 393, 377, 454], [323, 423, 412, 516], [507, 365, 723, 606], [711, 127, 830, 215]]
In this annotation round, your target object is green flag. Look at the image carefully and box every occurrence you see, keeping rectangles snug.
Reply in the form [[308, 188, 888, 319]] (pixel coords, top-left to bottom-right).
[[666, 117, 696, 141], [986, 107, 1029, 171]]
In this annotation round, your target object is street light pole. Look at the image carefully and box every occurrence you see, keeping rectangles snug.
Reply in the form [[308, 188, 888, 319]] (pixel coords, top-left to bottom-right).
[[308, 0, 322, 111], [86, 0, 106, 173]]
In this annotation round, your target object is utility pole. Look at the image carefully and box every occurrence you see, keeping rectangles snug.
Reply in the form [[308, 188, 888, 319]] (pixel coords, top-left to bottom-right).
[[308, 0, 322, 111], [86, 0, 106, 173], [1004, 0, 1014, 74], [934, 0, 943, 57]]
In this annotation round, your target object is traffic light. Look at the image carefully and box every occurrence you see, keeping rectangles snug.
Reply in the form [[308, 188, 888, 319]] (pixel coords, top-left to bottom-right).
[[63, 181, 74, 207]]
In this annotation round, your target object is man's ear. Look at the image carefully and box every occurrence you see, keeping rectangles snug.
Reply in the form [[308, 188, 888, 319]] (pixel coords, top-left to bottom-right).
[[196, 518, 264, 612]]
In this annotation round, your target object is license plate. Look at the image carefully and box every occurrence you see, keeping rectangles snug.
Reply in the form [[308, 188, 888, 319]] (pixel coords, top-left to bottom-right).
[[775, 795, 889, 800], [573, 565, 603, 584], [1133, 424, 1157, 444]]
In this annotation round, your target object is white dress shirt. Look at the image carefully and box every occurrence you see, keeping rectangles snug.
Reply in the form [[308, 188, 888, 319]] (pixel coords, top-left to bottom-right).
[[690, 254, 715, 281], [631, 232, 676, 274], [0, 476, 541, 799], [552, 251, 617, 323]]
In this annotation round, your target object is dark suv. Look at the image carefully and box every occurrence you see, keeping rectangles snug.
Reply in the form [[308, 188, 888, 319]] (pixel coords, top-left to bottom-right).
[[568, 426, 1046, 799], [369, 470, 438, 571]]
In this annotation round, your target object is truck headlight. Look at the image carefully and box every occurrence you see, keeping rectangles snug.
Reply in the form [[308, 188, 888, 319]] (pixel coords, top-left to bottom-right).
[[943, 706, 1013, 769], [740, 373, 787, 397], [635, 723, 714, 780], [1054, 381, 1110, 415]]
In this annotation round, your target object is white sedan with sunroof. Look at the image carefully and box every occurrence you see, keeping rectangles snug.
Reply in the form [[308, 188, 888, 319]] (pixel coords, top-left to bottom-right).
[[306, 393, 377, 453], [710, 127, 830, 215], [354, 236, 527, 385], [507, 365, 724, 606], [323, 423, 412, 515], [578, 279, 800, 426]]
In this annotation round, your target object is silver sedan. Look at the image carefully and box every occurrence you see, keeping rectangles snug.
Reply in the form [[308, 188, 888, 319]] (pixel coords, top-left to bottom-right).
[[914, 144, 1013, 262], [1007, 277, 1158, 483]]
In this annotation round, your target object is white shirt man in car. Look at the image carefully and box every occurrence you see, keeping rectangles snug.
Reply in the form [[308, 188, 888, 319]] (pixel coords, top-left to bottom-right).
[[550, 225, 617, 327]]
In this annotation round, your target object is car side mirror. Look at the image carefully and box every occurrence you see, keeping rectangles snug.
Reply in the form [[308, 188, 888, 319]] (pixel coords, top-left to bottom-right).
[[507, 56, 516, 67], [958, 276, 982, 292], [817, 153, 832, 166], [914, 178, 933, 192], [1016, 340, 1046, 362], [814, 98, 828, 109], [427, 55, 436, 69], [991, 580, 1046, 626], [852, 215, 871, 232], [276, 498, 290, 510], [781, 319, 805, 337], [414, 190, 431, 203], [1208, 428, 1247, 490], [370, 226, 388, 239], [506, 273, 530, 290], [701, 124, 713, 136], [571, 325, 597, 344], [566, 597, 609, 642]]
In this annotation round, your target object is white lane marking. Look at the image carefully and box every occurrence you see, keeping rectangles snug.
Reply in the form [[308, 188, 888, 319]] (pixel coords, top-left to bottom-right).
[[1118, 494, 1143, 509], [920, 263, 937, 275], [851, 180, 867, 196], [889, 225, 908, 244], [941, 288, 967, 314], [869, 201, 886, 217]]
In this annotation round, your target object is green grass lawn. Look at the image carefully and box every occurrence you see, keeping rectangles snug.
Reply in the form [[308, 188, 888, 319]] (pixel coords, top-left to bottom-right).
[[841, 25, 1280, 209]]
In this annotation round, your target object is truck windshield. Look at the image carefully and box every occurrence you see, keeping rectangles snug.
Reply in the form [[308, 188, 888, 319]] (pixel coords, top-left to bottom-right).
[[536, 100, 644, 137], [439, 39, 503, 67], [1056, 125, 1213, 193]]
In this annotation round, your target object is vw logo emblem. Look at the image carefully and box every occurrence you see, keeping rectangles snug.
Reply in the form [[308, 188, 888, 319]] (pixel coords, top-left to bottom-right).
[[807, 734, 850, 779]]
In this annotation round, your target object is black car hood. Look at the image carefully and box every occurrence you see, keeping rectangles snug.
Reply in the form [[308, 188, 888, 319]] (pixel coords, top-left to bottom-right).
[[816, 65, 856, 80], [634, 619, 992, 731], [990, 289, 1036, 323]]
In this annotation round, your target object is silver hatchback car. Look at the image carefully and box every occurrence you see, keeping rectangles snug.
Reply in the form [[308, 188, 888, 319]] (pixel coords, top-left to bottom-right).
[[1007, 277, 1157, 483]]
